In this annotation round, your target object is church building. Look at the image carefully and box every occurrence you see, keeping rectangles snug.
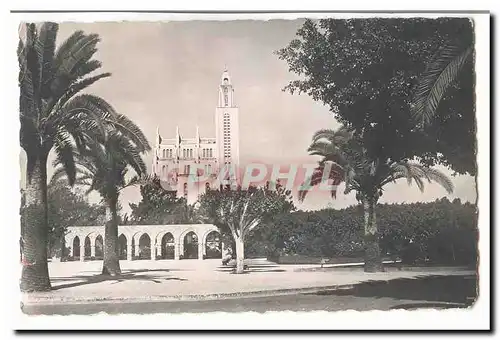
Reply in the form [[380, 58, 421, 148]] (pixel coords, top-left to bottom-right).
[[152, 69, 240, 204]]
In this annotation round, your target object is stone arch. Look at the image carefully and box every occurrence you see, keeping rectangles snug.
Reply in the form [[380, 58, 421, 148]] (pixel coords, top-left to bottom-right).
[[84, 236, 91, 259], [204, 230, 222, 259], [182, 231, 199, 259], [161, 232, 175, 260], [118, 234, 128, 260], [136, 233, 152, 260], [72, 236, 81, 260], [95, 235, 104, 259]]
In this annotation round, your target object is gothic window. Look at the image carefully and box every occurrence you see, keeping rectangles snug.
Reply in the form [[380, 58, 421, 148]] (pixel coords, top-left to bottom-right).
[[162, 165, 166, 177], [223, 86, 229, 107], [162, 149, 166, 158], [183, 183, 188, 197], [184, 164, 190, 175], [208, 164, 212, 174], [205, 182, 210, 191]]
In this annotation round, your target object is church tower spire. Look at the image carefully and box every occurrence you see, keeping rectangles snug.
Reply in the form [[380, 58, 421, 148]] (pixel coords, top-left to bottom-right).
[[218, 68, 235, 107]]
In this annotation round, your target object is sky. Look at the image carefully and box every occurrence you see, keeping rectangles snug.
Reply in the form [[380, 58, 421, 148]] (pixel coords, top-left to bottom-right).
[[19, 20, 477, 213]]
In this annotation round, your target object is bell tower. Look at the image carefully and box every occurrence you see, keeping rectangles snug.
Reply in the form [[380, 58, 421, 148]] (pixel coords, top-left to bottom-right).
[[218, 69, 235, 107], [215, 68, 240, 180]]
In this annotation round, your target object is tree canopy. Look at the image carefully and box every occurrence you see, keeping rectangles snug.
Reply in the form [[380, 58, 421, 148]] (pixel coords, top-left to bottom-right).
[[276, 18, 475, 175], [21, 180, 105, 257], [128, 177, 197, 225]]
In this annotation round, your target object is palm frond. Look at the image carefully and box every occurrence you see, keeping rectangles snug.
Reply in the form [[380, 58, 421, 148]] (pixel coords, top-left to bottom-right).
[[51, 94, 119, 142], [34, 22, 58, 92], [107, 114, 152, 152], [412, 44, 473, 125], [416, 165, 454, 193], [72, 60, 103, 79], [122, 174, 156, 191], [298, 162, 344, 201], [53, 30, 85, 69], [311, 126, 351, 145], [55, 33, 100, 76], [383, 162, 454, 194], [110, 132, 147, 177], [52, 129, 77, 186], [49, 72, 111, 114]]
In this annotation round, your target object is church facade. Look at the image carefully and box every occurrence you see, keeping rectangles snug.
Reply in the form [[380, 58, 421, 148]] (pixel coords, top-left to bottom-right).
[[152, 69, 240, 204]]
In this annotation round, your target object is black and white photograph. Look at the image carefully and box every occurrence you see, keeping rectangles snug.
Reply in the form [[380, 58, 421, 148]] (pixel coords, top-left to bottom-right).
[[7, 5, 491, 331]]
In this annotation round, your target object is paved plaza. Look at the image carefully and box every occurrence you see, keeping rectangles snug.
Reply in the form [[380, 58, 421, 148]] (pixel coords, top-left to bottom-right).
[[22, 259, 475, 305]]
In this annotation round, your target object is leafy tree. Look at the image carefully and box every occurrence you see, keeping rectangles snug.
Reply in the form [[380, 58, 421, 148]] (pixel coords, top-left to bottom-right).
[[299, 127, 453, 272], [197, 185, 295, 273], [19, 22, 116, 291], [52, 122, 150, 276], [46, 181, 105, 257], [20, 181, 105, 259], [276, 18, 475, 176], [129, 177, 196, 225]]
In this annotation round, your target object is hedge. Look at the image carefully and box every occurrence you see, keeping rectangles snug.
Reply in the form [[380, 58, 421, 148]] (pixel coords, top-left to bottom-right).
[[246, 198, 478, 266]]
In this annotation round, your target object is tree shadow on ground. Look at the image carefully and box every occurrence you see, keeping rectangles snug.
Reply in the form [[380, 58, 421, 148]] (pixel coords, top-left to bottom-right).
[[76, 269, 173, 274], [307, 275, 477, 304], [51, 270, 187, 291], [216, 267, 286, 274], [216, 265, 279, 269]]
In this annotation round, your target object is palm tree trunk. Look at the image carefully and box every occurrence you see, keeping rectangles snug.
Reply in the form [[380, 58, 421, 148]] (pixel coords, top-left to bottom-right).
[[235, 237, 245, 274], [21, 155, 51, 292], [363, 197, 383, 272], [102, 194, 121, 276]]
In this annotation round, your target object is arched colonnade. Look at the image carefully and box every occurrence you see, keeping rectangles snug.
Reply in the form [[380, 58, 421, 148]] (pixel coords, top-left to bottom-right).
[[64, 224, 222, 261]]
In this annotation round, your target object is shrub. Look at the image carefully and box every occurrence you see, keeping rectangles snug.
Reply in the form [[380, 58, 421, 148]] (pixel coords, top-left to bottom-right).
[[248, 198, 477, 266]]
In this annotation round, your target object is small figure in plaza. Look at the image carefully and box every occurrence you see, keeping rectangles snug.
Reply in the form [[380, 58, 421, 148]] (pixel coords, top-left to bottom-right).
[[222, 247, 233, 266]]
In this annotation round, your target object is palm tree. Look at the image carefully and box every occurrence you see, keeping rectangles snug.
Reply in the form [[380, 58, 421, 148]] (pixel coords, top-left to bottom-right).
[[300, 127, 454, 272], [52, 122, 150, 275], [412, 43, 473, 125], [19, 22, 117, 291]]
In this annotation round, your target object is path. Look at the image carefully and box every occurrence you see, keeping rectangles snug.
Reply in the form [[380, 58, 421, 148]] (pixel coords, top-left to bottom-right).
[[22, 259, 476, 305], [23, 274, 475, 315]]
